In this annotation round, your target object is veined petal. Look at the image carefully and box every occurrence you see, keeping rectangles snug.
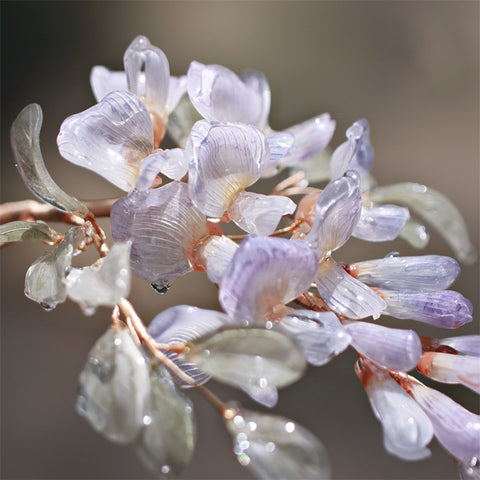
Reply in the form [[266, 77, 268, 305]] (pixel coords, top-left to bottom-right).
[[111, 182, 209, 292], [381, 289, 473, 329], [346, 321, 422, 371], [417, 352, 480, 394], [304, 171, 361, 257], [266, 131, 295, 165], [355, 358, 433, 461], [279, 114, 336, 167], [0, 220, 59, 245], [124, 35, 170, 119], [195, 235, 238, 284], [353, 254, 460, 291], [219, 236, 318, 322], [399, 219, 430, 250], [166, 75, 188, 114], [440, 335, 480, 356], [368, 182, 477, 265], [187, 61, 266, 125], [90, 66, 127, 102], [406, 378, 480, 462], [228, 192, 296, 235], [330, 118, 373, 180], [352, 205, 409, 242], [276, 309, 351, 366], [316, 259, 386, 319], [57, 91, 153, 192], [188, 121, 270, 217]]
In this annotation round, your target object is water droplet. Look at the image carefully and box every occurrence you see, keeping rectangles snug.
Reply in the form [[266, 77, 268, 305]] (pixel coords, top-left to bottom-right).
[[265, 441, 276, 453], [161, 465, 171, 475], [114, 338, 122, 346], [259, 377, 268, 388], [285, 421, 295, 433], [143, 415, 152, 426], [248, 421, 257, 432], [234, 414, 245, 428], [385, 251, 400, 258], [237, 453, 250, 466]]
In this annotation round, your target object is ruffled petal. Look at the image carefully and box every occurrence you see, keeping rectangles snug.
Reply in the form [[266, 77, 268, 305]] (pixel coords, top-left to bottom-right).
[[381, 289, 473, 329], [346, 321, 422, 371], [276, 309, 351, 366], [187, 121, 269, 217], [353, 254, 460, 291], [111, 181, 209, 292], [57, 91, 153, 192], [352, 205, 409, 242], [219, 236, 318, 322], [304, 171, 361, 257], [124, 35, 170, 119], [90, 66, 127, 102], [228, 192, 296, 235], [316, 259, 386, 320]]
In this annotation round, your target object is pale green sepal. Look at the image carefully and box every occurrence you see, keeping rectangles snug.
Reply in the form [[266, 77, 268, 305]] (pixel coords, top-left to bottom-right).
[[0, 220, 59, 244], [166, 94, 202, 148], [11, 104, 88, 218]]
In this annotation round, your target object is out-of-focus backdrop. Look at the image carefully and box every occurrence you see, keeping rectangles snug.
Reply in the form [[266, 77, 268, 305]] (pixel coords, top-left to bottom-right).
[[1, 2, 478, 479]]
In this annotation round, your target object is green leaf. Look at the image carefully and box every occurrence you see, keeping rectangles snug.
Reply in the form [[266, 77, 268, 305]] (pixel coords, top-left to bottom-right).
[[11, 104, 88, 217], [0, 220, 59, 244]]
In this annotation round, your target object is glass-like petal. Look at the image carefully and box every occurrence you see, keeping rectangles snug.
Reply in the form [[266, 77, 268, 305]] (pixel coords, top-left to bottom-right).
[[304, 171, 361, 258], [353, 254, 460, 291], [417, 352, 480, 394], [368, 182, 477, 265], [316, 259, 386, 320], [76, 326, 150, 443], [0, 220, 59, 245], [279, 114, 336, 167], [399, 219, 430, 250], [134, 367, 195, 477], [66, 242, 131, 315], [187, 61, 266, 125], [240, 71, 271, 130], [330, 119, 373, 180], [352, 205, 409, 242], [456, 457, 480, 480], [225, 406, 330, 480], [185, 328, 306, 394], [440, 335, 480, 356], [219, 236, 318, 322], [165, 75, 188, 115], [57, 91, 153, 192], [355, 358, 433, 461], [187, 121, 270, 217], [11, 104, 88, 217], [195, 235, 238, 283], [124, 35, 170, 119], [90, 66, 128, 102], [276, 309, 351, 366], [243, 386, 279, 409], [381, 289, 473, 329], [346, 321, 422, 371], [111, 182, 209, 292], [406, 378, 480, 462], [228, 192, 296, 235], [265, 131, 295, 166], [24, 226, 87, 310], [166, 94, 203, 148]]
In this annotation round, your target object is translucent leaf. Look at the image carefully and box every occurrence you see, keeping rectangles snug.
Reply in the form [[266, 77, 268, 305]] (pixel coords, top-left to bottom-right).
[[76, 326, 150, 444], [184, 328, 306, 393], [225, 406, 330, 479], [66, 242, 131, 315], [11, 104, 88, 217], [0, 220, 59, 244], [134, 367, 196, 478], [24, 226, 87, 310], [368, 183, 477, 265]]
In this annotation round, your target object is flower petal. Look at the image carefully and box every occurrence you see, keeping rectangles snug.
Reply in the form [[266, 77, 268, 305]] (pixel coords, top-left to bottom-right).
[[219, 236, 318, 322], [352, 205, 409, 242], [0, 220, 59, 245], [57, 91, 153, 192], [440, 335, 480, 356], [187, 121, 269, 217], [240, 70, 271, 130], [381, 289, 473, 329], [166, 94, 203, 148], [316, 259, 386, 319], [165, 75, 188, 114], [195, 235, 238, 283], [228, 192, 296, 235], [353, 254, 460, 291], [90, 66, 127, 102], [346, 321, 422, 371], [111, 182, 209, 292]]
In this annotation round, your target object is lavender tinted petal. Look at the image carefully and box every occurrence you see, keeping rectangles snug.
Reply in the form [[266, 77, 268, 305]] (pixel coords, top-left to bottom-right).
[[354, 254, 460, 291], [240, 70, 271, 130], [111, 182, 209, 291], [381, 290, 473, 328], [165, 75, 188, 114], [352, 205, 409, 242], [219, 236, 318, 322], [57, 91, 153, 192], [346, 321, 422, 371], [316, 259, 386, 319], [440, 335, 480, 356], [90, 66, 128, 102], [195, 235, 238, 284]]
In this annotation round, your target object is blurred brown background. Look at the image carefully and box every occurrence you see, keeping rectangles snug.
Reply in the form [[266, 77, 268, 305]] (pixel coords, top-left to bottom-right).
[[1, 1, 478, 479]]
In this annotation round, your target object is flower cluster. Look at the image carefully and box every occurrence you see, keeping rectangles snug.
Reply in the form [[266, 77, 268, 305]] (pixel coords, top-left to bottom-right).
[[2, 35, 479, 479]]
